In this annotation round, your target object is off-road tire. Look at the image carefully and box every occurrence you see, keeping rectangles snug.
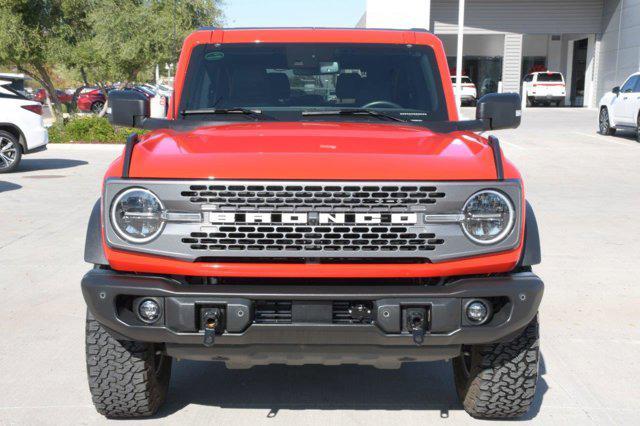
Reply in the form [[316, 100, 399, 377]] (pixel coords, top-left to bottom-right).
[[453, 316, 540, 419], [0, 130, 22, 173], [599, 107, 616, 135], [85, 311, 172, 418]]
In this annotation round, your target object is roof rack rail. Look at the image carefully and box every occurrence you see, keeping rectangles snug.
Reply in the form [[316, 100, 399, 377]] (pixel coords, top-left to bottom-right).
[[195, 27, 432, 33]]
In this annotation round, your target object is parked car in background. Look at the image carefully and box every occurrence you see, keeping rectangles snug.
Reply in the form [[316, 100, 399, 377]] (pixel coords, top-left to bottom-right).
[[33, 88, 74, 105], [0, 80, 48, 173], [598, 72, 640, 141], [523, 71, 566, 107], [451, 75, 477, 105], [135, 85, 169, 118], [77, 88, 107, 114]]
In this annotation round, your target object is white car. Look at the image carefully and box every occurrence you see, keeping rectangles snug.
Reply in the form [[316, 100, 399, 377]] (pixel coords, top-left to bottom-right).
[[451, 76, 477, 105], [0, 80, 48, 173], [598, 72, 640, 141], [138, 85, 170, 118], [523, 71, 566, 107]]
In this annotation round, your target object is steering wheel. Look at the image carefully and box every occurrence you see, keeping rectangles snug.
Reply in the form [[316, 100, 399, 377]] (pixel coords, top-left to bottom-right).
[[361, 100, 402, 109]]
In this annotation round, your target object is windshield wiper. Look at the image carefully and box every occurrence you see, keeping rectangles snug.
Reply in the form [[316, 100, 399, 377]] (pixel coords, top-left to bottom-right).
[[180, 108, 273, 120], [301, 108, 406, 122]]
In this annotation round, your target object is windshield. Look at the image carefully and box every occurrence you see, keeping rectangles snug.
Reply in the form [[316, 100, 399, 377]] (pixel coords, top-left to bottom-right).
[[179, 43, 448, 121]]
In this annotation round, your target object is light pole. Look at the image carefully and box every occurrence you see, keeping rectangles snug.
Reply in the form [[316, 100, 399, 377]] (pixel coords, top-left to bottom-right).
[[455, 0, 465, 109]]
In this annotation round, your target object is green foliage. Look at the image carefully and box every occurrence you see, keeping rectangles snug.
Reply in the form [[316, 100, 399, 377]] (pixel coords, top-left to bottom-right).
[[0, 0, 223, 119], [48, 116, 143, 143], [66, 0, 223, 84], [0, 0, 77, 119]]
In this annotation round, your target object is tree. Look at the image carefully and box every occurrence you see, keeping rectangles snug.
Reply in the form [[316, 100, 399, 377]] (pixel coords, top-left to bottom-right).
[[0, 0, 223, 119], [64, 0, 223, 115], [0, 0, 84, 121]]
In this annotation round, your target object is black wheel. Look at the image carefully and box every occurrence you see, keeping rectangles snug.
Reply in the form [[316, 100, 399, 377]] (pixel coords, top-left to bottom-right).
[[85, 311, 172, 418], [453, 316, 540, 419], [90, 101, 105, 114], [636, 114, 640, 143], [599, 107, 616, 135], [0, 130, 22, 173], [526, 97, 533, 107]]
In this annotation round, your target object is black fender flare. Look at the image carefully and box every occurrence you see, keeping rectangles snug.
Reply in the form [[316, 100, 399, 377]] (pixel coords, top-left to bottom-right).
[[518, 201, 541, 267], [84, 199, 108, 265]]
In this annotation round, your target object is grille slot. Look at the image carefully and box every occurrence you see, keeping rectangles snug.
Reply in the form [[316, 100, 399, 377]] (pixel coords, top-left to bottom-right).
[[182, 226, 444, 253], [254, 301, 292, 324], [332, 301, 374, 324], [181, 184, 446, 212]]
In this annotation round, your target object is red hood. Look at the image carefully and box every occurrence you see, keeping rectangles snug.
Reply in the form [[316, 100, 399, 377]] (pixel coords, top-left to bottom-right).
[[115, 122, 518, 181]]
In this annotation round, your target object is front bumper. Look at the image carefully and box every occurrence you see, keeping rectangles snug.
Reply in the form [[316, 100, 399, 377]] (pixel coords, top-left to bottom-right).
[[82, 269, 543, 368]]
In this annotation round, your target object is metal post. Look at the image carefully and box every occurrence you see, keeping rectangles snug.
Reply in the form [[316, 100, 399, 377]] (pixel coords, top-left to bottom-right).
[[455, 0, 465, 109]]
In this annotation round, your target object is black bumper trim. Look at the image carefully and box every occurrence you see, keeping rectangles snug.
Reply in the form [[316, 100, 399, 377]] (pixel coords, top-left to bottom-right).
[[25, 144, 48, 154], [82, 269, 543, 358]]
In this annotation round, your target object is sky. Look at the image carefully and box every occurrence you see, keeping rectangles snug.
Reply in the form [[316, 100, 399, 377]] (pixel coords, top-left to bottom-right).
[[222, 0, 366, 28]]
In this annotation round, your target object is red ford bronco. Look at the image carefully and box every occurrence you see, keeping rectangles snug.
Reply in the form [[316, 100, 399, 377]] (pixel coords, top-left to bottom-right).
[[83, 28, 542, 419]]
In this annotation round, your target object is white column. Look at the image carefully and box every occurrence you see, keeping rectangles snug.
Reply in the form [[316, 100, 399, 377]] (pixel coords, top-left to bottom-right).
[[502, 34, 524, 94], [585, 34, 599, 108], [455, 0, 465, 108]]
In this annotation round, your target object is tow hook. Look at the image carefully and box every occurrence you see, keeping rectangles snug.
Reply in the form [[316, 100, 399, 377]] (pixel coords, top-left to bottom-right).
[[201, 308, 223, 347], [348, 303, 373, 323], [405, 308, 428, 346]]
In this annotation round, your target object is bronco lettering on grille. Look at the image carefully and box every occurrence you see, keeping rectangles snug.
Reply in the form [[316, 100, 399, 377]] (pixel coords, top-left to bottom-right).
[[208, 212, 418, 225]]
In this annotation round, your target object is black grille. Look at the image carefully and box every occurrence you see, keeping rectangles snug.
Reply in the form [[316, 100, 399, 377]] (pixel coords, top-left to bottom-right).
[[332, 301, 374, 324], [181, 184, 445, 212], [254, 301, 292, 324], [182, 225, 445, 253]]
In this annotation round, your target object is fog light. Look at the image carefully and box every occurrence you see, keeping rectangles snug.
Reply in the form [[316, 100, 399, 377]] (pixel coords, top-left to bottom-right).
[[138, 299, 160, 323], [466, 300, 489, 324]]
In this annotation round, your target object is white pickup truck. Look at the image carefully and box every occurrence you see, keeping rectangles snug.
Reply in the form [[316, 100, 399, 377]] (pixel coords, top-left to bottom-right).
[[523, 72, 566, 107], [451, 76, 477, 105]]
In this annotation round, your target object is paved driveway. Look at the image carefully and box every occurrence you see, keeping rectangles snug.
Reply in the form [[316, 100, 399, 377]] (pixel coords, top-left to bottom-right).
[[1, 108, 639, 425]]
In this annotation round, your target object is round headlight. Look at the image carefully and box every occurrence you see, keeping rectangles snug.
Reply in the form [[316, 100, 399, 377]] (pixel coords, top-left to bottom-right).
[[461, 190, 514, 245], [111, 188, 164, 243]]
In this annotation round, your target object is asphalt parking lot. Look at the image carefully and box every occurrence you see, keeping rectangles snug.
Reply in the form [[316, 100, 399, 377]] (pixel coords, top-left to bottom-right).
[[1, 107, 639, 425]]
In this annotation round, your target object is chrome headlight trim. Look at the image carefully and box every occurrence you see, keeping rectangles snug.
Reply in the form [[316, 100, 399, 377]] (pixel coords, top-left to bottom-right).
[[110, 187, 166, 244], [461, 189, 515, 245]]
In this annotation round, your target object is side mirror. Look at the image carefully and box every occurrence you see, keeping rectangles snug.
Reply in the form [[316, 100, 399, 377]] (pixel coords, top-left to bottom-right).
[[612, 86, 620, 95], [476, 92, 521, 130], [109, 90, 149, 128]]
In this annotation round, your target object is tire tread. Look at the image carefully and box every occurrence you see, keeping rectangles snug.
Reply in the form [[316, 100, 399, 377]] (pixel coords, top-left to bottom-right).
[[85, 312, 170, 418], [454, 317, 539, 419]]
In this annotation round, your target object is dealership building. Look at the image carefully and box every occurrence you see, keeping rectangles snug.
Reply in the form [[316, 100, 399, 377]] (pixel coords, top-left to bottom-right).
[[358, 0, 640, 107]]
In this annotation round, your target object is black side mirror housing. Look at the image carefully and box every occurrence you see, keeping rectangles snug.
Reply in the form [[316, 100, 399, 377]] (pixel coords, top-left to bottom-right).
[[612, 86, 620, 95], [109, 90, 149, 128], [476, 92, 521, 130]]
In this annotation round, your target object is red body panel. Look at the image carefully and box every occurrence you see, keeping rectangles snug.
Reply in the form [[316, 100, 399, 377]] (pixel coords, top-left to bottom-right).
[[77, 90, 106, 112], [105, 245, 523, 278], [34, 89, 73, 104], [121, 123, 518, 181], [103, 28, 524, 278]]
